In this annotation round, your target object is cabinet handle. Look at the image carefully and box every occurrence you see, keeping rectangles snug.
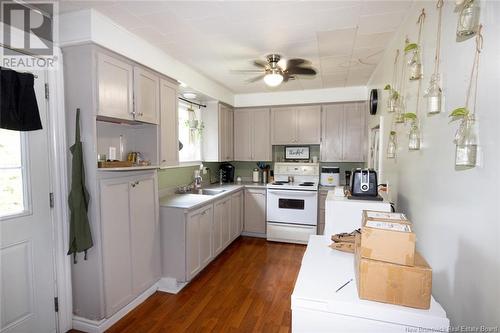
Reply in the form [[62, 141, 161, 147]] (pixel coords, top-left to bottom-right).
[[138, 112, 144, 116], [131, 183, 135, 188]]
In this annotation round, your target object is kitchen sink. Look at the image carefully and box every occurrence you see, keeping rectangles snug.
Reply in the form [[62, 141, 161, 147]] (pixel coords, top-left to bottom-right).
[[196, 189, 226, 196]]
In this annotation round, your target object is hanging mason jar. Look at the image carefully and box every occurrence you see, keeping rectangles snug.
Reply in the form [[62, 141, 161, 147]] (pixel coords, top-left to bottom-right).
[[455, 115, 477, 167], [387, 131, 397, 159], [394, 100, 405, 123], [408, 49, 423, 81], [457, 0, 480, 39], [425, 74, 443, 114], [408, 121, 421, 150], [387, 90, 398, 113]]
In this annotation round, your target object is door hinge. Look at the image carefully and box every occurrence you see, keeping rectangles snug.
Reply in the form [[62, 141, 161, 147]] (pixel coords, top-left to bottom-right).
[[49, 192, 54, 208], [54, 297, 59, 312], [45, 83, 49, 99]]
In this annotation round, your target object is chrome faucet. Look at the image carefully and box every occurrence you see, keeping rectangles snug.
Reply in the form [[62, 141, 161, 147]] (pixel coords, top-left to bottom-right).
[[194, 170, 203, 189], [219, 169, 224, 185]]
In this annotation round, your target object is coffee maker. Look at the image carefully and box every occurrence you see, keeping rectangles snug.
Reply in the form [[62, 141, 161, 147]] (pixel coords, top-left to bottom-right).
[[219, 163, 235, 183]]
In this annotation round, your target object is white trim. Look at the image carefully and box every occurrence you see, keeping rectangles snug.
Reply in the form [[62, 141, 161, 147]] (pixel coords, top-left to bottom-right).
[[157, 277, 188, 294], [47, 48, 73, 333], [72, 283, 158, 333]]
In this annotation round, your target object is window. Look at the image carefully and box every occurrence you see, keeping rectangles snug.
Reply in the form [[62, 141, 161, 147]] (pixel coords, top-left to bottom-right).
[[0, 129, 27, 217], [178, 102, 202, 163]]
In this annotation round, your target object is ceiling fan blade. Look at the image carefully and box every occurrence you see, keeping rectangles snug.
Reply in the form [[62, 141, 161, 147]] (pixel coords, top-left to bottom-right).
[[246, 74, 266, 83], [253, 60, 268, 68], [230, 69, 265, 74], [287, 67, 317, 76], [286, 58, 310, 68]]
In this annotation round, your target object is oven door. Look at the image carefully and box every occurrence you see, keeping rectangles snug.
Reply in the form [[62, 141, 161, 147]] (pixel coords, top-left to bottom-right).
[[266, 189, 318, 225]]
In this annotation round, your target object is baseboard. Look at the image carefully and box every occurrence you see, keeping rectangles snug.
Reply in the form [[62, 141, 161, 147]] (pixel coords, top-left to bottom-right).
[[72, 283, 158, 333], [241, 231, 267, 238], [157, 277, 188, 294]]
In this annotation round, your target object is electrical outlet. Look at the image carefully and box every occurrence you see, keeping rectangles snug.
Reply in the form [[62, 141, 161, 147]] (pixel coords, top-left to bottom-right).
[[203, 167, 209, 175]]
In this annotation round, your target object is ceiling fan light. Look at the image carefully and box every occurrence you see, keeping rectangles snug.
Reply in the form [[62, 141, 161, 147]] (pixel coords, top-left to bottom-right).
[[264, 73, 283, 87]]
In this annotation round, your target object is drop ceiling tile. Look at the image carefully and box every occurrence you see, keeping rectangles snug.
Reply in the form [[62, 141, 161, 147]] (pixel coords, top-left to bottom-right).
[[351, 47, 385, 66], [323, 73, 347, 86], [354, 31, 394, 49], [298, 77, 324, 90], [346, 76, 369, 86], [168, 1, 222, 21], [317, 28, 357, 57], [120, 1, 173, 17], [360, 1, 413, 16], [358, 11, 406, 34], [320, 56, 352, 74]]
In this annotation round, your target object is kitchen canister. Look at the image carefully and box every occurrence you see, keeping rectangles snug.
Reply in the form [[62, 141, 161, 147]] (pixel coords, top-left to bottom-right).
[[252, 168, 260, 183]]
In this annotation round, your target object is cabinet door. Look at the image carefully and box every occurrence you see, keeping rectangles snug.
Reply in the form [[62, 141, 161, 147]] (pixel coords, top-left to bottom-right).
[[134, 67, 160, 124], [252, 108, 271, 161], [226, 107, 234, 161], [321, 104, 344, 162], [222, 197, 231, 248], [100, 179, 133, 317], [342, 102, 367, 162], [296, 105, 321, 144], [271, 107, 296, 144], [218, 105, 227, 161], [234, 110, 252, 161], [186, 211, 201, 280], [199, 205, 213, 268], [244, 189, 266, 234], [213, 200, 224, 256], [129, 176, 159, 295], [160, 79, 179, 167], [97, 53, 133, 120], [231, 191, 243, 240]]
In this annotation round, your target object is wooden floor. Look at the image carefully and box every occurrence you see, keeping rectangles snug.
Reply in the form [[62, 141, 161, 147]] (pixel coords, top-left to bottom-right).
[[73, 237, 306, 333]]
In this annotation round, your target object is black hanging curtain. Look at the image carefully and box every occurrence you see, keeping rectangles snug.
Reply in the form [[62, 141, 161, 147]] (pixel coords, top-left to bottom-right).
[[0, 67, 42, 131]]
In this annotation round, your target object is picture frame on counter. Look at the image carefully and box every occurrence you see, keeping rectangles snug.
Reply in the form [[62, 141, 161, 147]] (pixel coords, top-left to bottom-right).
[[284, 146, 310, 160]]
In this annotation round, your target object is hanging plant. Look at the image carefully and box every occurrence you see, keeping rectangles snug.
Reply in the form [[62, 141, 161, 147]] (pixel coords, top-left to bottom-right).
[[407, 9, 426, 81], [425, 0, 444, 115], [450, 25, 483, 168], [387, 130, 397, 159], [385, 50, 400, 113]]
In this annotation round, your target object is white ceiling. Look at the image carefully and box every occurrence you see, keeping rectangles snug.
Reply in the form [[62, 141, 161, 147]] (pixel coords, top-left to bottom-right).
[[59, 1, 412, 94]]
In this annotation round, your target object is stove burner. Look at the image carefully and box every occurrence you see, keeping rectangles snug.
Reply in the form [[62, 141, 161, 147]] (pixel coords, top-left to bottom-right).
[[299, 182, 315, 186], [273, 181, 289, 185]]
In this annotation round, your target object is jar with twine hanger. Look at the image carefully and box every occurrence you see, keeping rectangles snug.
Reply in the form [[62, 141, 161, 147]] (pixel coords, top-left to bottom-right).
[[451, 25, 483, 167], [407, 9, 425, 81], [456, 0, 481, 41], [425, 0, 444, 115]]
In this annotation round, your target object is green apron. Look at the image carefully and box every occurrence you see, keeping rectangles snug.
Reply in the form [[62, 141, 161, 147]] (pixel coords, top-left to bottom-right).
[[67, 108, 93, 263]]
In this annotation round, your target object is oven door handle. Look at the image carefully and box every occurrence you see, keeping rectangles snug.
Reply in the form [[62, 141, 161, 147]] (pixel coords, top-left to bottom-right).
[[267, 190, 317, 197]]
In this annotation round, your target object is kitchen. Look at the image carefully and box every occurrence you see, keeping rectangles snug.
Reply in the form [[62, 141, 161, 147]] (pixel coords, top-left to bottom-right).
[[0, 1, 498, 333]]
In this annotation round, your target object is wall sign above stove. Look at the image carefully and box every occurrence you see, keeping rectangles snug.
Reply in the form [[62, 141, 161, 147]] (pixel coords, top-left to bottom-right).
[[285, 146, 310, 160]]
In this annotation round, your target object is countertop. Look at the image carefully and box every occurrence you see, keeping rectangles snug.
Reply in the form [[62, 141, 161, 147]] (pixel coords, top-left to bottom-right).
[[159, 182, 267, 210]]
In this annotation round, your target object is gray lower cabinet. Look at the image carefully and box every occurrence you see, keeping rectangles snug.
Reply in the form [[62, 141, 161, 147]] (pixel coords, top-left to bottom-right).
[[243, 188, 266, 235], [100, 172, 159, 317], [161, 190, 243, 284]]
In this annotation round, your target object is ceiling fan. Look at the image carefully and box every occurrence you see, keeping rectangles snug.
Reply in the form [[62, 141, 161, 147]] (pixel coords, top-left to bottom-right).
[[233, 54, 317, 87]]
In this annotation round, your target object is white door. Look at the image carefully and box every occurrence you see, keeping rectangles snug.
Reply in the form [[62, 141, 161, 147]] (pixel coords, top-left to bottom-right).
[[243, 189, 266, 234], [0, 72, 57, 332], [133, 67, 159, 124], [296, 105, 321, 144], [97, 52, 133, 120]]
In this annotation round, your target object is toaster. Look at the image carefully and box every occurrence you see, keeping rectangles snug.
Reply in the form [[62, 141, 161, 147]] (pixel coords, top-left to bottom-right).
[[350, 168, 378, 197]]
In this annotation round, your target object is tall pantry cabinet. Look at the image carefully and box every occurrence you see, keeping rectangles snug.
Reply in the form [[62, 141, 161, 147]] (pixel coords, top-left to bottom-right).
[[63, 44, 178, 321]]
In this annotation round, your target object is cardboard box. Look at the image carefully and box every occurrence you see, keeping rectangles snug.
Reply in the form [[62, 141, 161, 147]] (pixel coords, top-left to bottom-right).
[[354, 234, 432, 309], [360, 210, 416, 266]]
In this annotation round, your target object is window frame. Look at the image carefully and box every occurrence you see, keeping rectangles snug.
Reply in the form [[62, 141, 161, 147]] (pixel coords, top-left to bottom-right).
[[0, 131, 32, 220]]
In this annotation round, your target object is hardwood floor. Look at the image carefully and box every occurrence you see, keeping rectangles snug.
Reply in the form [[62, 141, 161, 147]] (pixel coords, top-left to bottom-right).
[[72, 237, 306, 333]]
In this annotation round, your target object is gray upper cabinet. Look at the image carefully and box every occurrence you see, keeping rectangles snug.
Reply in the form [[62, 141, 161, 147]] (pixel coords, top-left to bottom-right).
[[159, 79, 179, 167], [234, 108, 271, 161], [271, 105, 321, 144], [97, 53, 134, 120], [202, 102, 234, 162], [321, 102, 367, 162], [133, 66, 160, 124]]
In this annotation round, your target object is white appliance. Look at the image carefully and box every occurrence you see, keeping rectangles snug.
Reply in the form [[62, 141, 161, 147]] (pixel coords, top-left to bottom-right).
[[320, 166, 340, 186], [266, 163, 319, 244], [324, 191, 391, 237], [292, 235, 450, 332]]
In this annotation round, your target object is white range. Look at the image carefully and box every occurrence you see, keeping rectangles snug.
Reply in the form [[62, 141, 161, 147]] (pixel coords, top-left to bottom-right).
[[266, 162, 319, 244]]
